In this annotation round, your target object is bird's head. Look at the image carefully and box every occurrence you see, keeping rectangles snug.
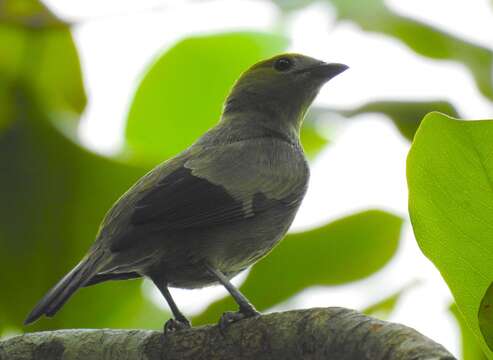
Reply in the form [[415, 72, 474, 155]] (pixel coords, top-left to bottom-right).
[[222, 53, 348, 138]]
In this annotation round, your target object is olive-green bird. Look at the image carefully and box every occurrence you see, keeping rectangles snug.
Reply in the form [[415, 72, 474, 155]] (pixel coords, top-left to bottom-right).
[[25, 53, 348, 331]]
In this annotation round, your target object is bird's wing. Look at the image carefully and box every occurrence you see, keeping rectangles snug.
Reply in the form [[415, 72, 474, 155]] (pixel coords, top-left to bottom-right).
[[130, 165, 247, 229], [108, 139, 308, 252]]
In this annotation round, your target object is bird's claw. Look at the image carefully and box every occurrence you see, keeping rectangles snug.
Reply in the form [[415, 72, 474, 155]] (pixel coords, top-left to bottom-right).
[[219, 308, 260, 333], [164, 318, 191, 335]]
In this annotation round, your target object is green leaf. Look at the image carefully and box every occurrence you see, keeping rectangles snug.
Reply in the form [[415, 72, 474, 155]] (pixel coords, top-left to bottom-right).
[[193, 210, 403, 325], [479, 283, 493, 351], [362, 292, 400, 320], [0, 0, 86, 130], [0, 88, 166, 332], [329, 0, 493, 101], [362, 281, 418, 320], [29, 29, 86, 117], [451, 303, 488, 360], [271, 0, 316, 12], [299, 120, 329, 159], [0, 78, 14, 132], [0, 0, 64, 28], [341, 100, 459, 141], [407, 112, 493, 356], [310, 100, 459, 142], [125, 32, 288, 164]]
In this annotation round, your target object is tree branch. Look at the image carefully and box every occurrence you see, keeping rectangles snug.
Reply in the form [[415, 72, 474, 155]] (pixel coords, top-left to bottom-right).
[[0, 307, 456, 360]]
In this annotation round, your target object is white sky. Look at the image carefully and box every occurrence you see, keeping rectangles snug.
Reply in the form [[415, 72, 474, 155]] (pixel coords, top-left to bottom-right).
[[42, 0, 493, 356]]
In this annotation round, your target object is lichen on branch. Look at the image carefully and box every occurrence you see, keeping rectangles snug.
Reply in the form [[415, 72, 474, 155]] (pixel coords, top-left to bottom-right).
[[0, 308, 455, 360]]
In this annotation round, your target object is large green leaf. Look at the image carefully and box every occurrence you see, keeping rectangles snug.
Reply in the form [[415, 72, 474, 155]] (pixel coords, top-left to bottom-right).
[[125, 32, 288, 164], [479, 283, 493, 351], [451, 304, 488, 360], [329, 0, 493, 101], [407, 112, 493, 357], [193, 210, 403, 325]]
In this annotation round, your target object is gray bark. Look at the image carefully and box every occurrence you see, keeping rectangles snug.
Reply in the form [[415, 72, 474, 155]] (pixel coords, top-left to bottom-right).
[[0, 307, 456, 360]]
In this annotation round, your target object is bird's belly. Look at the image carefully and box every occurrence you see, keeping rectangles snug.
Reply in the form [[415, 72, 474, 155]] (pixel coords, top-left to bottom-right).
[[152, 206, 297, 289]]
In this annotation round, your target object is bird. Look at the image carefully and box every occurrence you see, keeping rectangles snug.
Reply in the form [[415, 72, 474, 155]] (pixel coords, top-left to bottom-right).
[[24, 53, 348, 332]]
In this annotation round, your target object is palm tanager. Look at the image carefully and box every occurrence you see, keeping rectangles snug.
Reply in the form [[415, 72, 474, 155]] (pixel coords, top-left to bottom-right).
[[25, 53, 348, 332]]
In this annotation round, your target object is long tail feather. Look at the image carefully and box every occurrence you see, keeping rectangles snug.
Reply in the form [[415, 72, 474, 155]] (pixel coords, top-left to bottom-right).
[[24, 251, 105, 325], [83, 271, 141, 287]]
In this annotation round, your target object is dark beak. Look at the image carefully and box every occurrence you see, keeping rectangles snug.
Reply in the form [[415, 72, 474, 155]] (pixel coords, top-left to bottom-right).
[[310, 63, 349, 81]]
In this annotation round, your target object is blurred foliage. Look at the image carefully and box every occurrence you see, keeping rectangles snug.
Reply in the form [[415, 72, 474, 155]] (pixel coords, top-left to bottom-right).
[[451, 304, 488, 360], [311, 100, 459, 142], [0, 87, 170, 331], [326, 0, 493, 101], [0, 0, 86, 131], [126, 31, 332, 164], [0, 0, 166, 332], [126, 32, 288, 164], [271, 0, 316, 12], [273, 0, 493, 100], [340, 100, 459, 141], [193, 210, 402, 325], [362, 281, 418, 320], [408, 112, 493, 357], [362, 291, 400, 320], [0, 0, 64, 28], [299, 118, 329, 158]]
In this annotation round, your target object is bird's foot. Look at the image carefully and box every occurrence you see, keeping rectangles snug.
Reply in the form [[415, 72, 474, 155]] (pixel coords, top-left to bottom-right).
[[219, 307, 260, 333], [164, 317, 191, 335]]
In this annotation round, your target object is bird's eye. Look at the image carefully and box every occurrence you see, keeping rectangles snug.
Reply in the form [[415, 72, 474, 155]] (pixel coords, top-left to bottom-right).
[[273, 57, 293, 72]]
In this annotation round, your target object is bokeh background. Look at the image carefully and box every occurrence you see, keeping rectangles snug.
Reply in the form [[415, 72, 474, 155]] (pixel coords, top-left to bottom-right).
[[1, 0, 493, 358]]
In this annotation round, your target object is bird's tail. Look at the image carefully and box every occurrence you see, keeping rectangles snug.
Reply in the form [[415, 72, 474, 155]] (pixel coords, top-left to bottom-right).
[[24, 250, 106, 325]]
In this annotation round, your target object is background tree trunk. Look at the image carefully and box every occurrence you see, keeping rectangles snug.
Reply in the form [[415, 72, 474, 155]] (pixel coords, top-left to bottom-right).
[[0, 307, 456, 360]]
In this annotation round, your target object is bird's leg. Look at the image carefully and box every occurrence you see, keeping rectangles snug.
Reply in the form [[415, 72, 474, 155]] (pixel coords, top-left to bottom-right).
[[151, 277, 191, 334], [204, 263, 260, 331]]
